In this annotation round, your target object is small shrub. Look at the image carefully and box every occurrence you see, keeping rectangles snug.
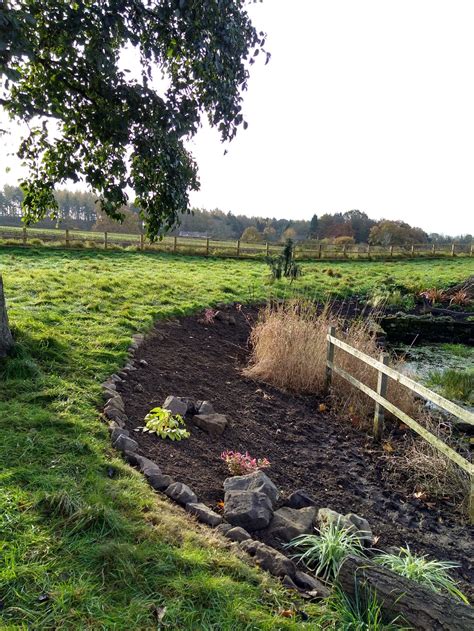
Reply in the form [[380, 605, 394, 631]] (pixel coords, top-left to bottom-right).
[[427, 368, 473, 403], [142, 407, 190, 441], [374, 546, 468, 603], [198, 308, 217, 325], [420, 288, 444, 305], [266, 238, 301, 281], [288, 520, 365, 582], [221, 450, 270, 476], [449, 290, 471, 307]]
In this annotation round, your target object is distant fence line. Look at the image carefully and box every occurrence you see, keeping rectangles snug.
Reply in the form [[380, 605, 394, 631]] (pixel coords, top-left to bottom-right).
[[0, 225, 472, 260]]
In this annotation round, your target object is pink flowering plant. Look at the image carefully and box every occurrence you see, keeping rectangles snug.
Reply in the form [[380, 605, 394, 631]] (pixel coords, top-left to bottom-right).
[[221, 450, 270, 476]]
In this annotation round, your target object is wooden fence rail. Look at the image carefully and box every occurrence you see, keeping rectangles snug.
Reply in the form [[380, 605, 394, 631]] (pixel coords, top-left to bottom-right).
[[0, 225, 472, 261], [325, 327, 474, 523]]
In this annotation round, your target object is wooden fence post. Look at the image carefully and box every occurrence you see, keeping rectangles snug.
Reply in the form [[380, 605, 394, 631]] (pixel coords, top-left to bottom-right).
[[104, 232, 108, 249], [266, 241, 269, 257], [470, 472, 474, 525], [343, 244, 347, 258], [432, 243, 436, 255], [367, 244, 371, 258], [65, 229, 70, 247], [173, 236, 177, 253], [325, 326, 336, 393], [451, 243, 455, 257], [22, 227, 27, 246], [390, 245, 393, 258], [470, 242, 473, 257], [411, 244, 414, 257], [237, 240, 240, 256], [318, 243, 322, 259], [206, 238, 210, 256], [373, 353, 389, 440], [140, 233, 144, 251]]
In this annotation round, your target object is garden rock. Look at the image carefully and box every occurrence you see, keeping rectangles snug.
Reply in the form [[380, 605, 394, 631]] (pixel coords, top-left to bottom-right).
[[110, 427, 129, 443], [163, 395, 189, 417], [294, 571, 330, 598], [267, 506, 317, 543], [225, 527, 251, 542], [283, 489, 317, 509], [186, 502, 223, 527], [165, 481, 197, 506], [104, 405, 128, 426], [113, 434, 138, 453], [224, 490, 273, 531], [223, 471, 279, 506], [192, 413, 228, 436], [148, 474, 174, 491], [317, 508, 373, 546], [240, 540, 296, 578], [196, 400, 215, 415], [215, 523, 233, 536], [107, 395, 125, 413]]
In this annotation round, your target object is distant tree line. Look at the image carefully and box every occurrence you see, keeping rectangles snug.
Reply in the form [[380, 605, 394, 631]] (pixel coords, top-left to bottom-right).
[[0, 185, 471, 245]]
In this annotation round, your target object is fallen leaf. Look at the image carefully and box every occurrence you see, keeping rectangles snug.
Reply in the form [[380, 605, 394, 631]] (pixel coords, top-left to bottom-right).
[[279, 609, 295, 618], [318, 403, 327, 413], [382, 441, 394, 453]]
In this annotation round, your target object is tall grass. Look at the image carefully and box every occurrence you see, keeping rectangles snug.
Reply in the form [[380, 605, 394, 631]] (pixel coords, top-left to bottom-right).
[[243, 299, 414, 421]]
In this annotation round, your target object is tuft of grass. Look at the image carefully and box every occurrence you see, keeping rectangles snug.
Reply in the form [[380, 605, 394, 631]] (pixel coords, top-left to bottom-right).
[[440, 344, 473, 359], [288, 521, 365, 582], [426, 368, 473, 404], [319, 587, 409, 630], [374, 546, 468, 604]]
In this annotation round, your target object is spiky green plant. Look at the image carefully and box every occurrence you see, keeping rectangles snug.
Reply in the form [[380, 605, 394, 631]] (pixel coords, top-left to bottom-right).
[[374, 547, 468, 604], [288, 521, 365, 582], [320, 587, 410, 630]]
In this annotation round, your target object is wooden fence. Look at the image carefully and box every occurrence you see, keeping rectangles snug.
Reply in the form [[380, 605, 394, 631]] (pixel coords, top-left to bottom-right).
[[325, 326, 474, 522], [0, 225, 472, 260]]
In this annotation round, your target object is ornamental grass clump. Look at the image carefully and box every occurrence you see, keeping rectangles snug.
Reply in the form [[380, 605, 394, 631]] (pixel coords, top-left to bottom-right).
[[288, 520, 365, 582], [221, 450, 270, 476], [374, 546, 468, 603]]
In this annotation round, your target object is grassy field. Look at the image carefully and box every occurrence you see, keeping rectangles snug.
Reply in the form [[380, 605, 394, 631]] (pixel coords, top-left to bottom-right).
[[0, 248, 472, 629]]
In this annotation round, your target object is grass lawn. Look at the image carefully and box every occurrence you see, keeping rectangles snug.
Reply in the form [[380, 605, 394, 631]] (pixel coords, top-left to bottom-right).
[[0, 248, 472, 629]]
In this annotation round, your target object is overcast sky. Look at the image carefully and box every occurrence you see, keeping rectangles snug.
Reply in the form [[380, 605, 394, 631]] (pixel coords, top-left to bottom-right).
[[1, 0, 473, 235]]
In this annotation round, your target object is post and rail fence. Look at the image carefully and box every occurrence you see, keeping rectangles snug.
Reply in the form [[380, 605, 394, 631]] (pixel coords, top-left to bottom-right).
[[325, 326, 474, 523], [0, 225, 472, 261]]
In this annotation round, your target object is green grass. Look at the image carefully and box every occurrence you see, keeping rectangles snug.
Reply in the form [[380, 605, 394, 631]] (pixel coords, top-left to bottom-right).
[[0, 248, 472, 628], [440, 344, 473, 359], [427, 368, 474, 404]]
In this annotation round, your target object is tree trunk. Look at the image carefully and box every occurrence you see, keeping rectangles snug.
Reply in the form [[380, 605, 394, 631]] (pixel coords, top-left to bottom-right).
[[0, 275, 14, 357], [339, 556, 474, 631]]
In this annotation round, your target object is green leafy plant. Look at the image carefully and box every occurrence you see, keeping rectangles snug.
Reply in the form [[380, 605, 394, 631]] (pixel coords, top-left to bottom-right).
[[288, 520, 365, 582], [142, 407, 190, 441], [374, 546, 468, 603]]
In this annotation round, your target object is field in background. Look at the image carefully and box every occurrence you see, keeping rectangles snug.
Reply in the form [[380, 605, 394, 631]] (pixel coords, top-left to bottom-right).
[[0, 248, 472, 628], [1, 224, 472, 260]]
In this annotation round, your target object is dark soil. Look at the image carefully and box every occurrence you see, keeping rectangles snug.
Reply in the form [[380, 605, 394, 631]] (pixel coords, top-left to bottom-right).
[[118, 305, 474, 597]]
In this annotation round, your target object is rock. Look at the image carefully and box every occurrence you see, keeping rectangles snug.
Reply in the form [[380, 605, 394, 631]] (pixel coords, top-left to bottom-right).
[[113, 434, 138, 453], [163, 396, 192, 416], [317, 508, 373, 546], [104, 405, 128, 426], [224, 490, 273, 531], [224, 471, 279, 506], [107, 395, 125, 413], [126, 453, 161, 478], [148, 474, 174, 491], [110, 427, 129, 443], [196, 400, 215, 415], [240, 540, 296, 578], [186, 502, 223, 527], [268, 506, 317, 543], [165, 482, 197, 506], [215, 523, 233, 536], [134, 383, 145, 393], [282, 575, 298, 590], [192, 413, 228, 436], [227, 315, 236, 326], [345, 513, 373, 546], [294, 571, 330, 597], [102, 386, 117, 401], [139, 359, 148, 366], [226, 526, 251, 542], [283, 489, 317, 509]]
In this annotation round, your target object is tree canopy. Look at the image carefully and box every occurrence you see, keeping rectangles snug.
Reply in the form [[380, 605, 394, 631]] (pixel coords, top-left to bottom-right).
[[0, 1, 267, 239]]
